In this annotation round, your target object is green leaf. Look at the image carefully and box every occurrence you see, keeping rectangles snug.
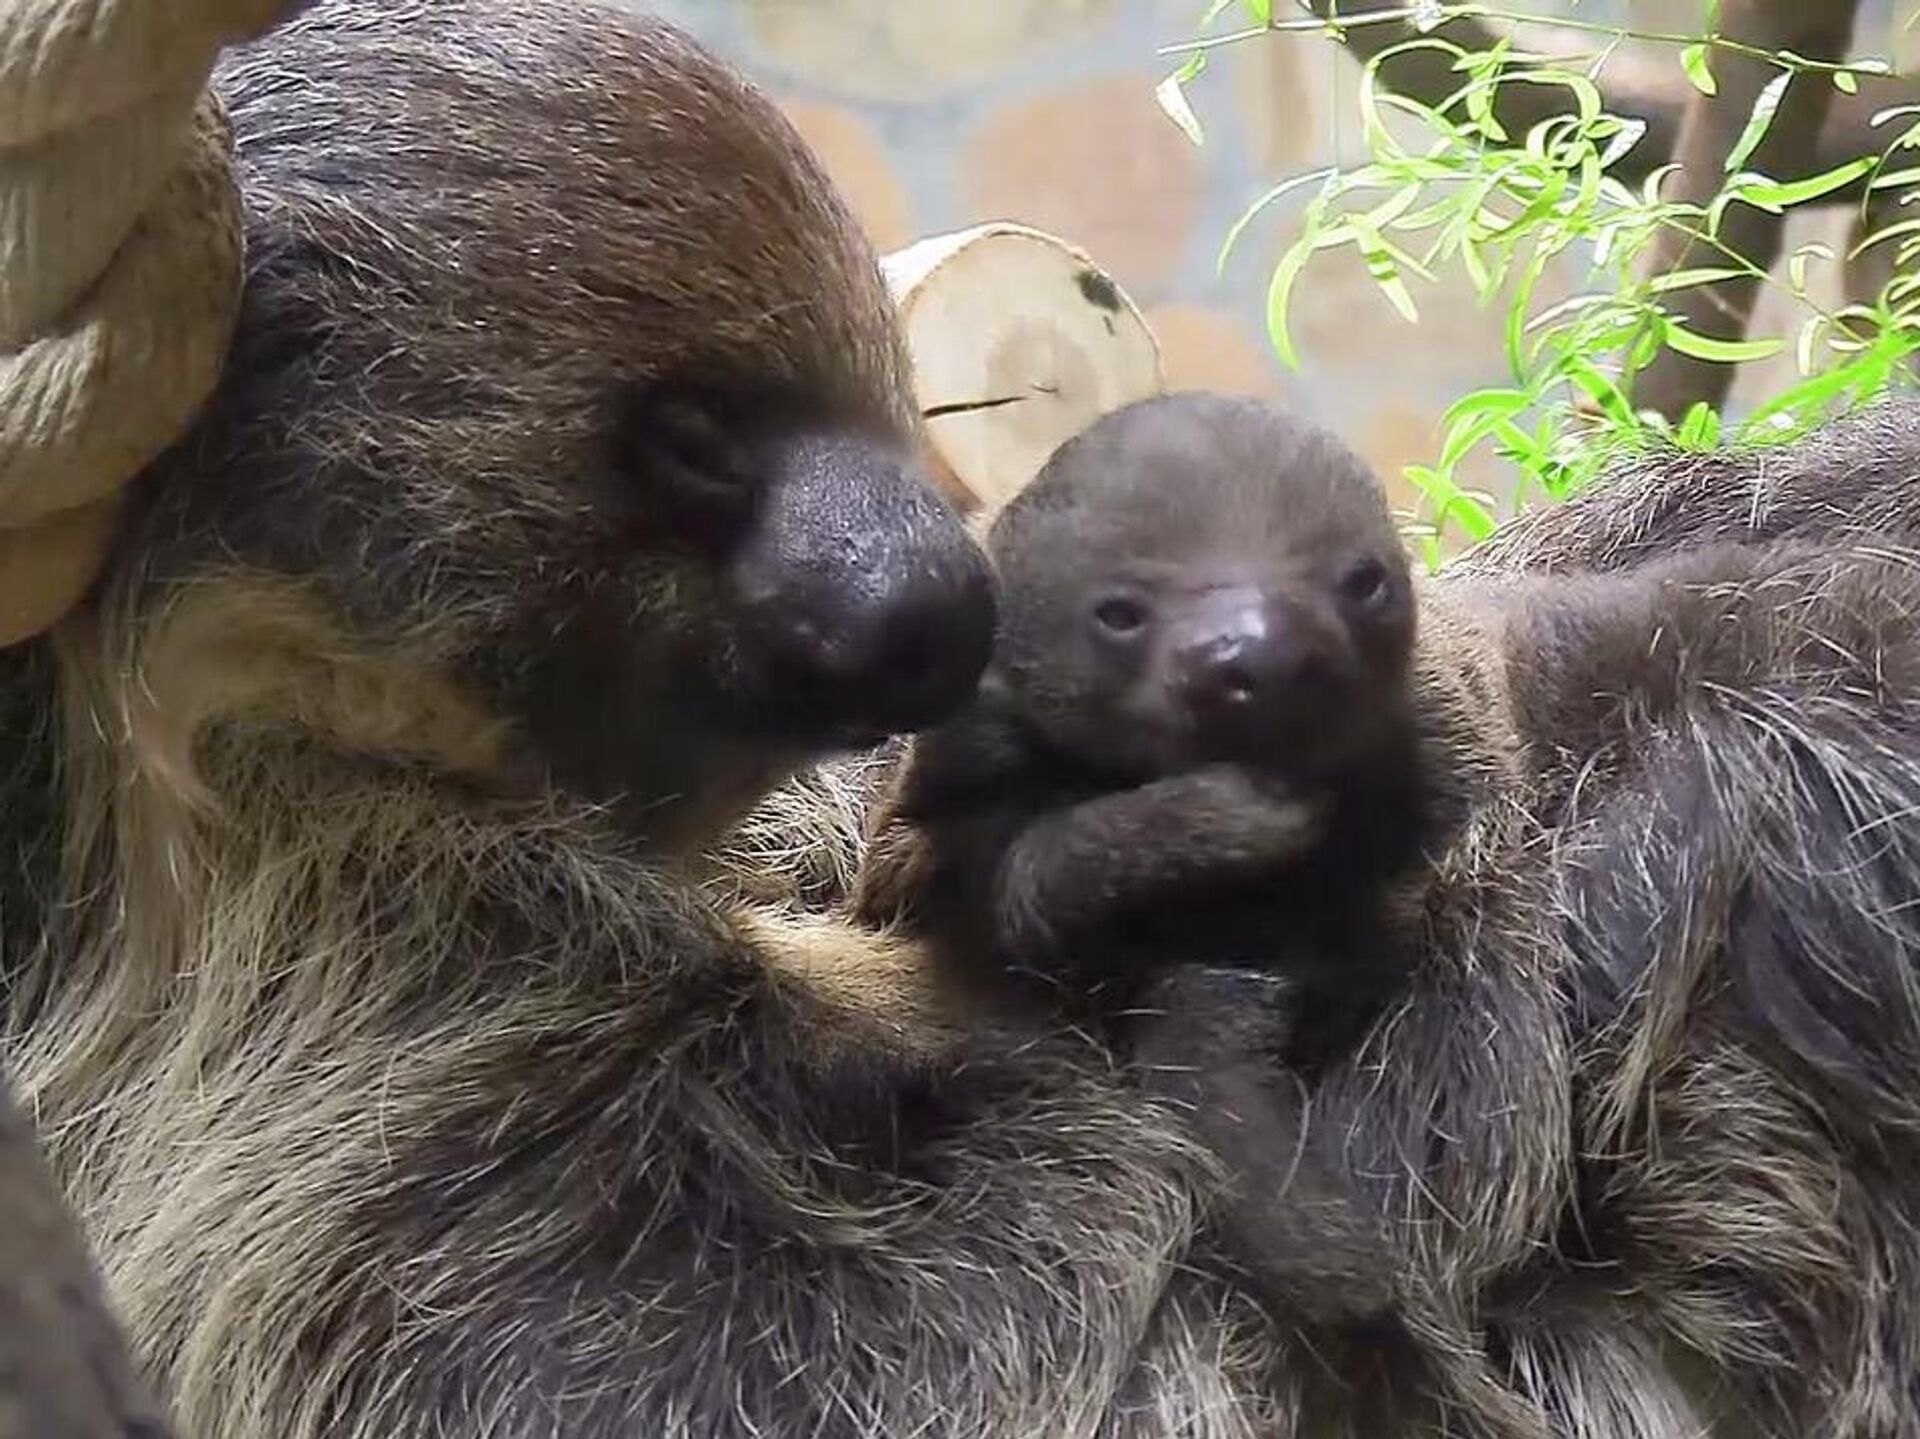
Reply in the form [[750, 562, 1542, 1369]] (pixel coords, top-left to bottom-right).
[[1705, 188, 1740, 238], [1265, 240, 1314, 369], [1595, 117, 1648, 171], [1868, 165, 1920, 192], [1361, 181, 1425, 234], [1154, 55, 1208, 146], [1681, 42, 1716, 97], [1662, 320, 1785, 363], [1526, 290, 1618, 330], [1240, 0, 1273, 23], [1465, 75, 1507, 143], [1404, 531, 1436, 570], [1639, 161, 1684, 211], [1215, 166, 1336, 273], [1675, 400, 1720, 449], [1201, 0, 1238, 22], [1731, 156, 1876, 209], [1850, 215, 1920, 260], [1569, 360, 1640, 430], [1786, 240, 1834, 293], [1437, 390, 1530, 469], [1871, 103, 1920, 132], [1889, 272, 1920, 308], [1504, 246, 1552, 380], [1725, 70, 1790, 173], [1794, 312, 1829, 373], [1742, 356, 1860, 431], [1645, 265, 1747, 294], [1359, 40, 1468, 155], [1405, 464, 1498, 543], [1419, 532, 1445, 573], [1460, 234, 1494, 295], [1834, 68, 1859, 95], [1349, 216, 1422, 323], [1440, 387, 1531, 428], [1511, 68, 1603, 125]]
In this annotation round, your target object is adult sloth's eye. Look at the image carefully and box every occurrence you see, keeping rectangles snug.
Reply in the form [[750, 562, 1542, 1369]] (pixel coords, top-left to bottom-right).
[[1092, 595, 1149, 637], [607, 378, 763, 548]]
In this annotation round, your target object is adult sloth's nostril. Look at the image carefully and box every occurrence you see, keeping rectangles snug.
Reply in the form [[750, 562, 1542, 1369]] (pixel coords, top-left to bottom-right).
[[730, 430, 998, 739], [739, 550, 996, 737]]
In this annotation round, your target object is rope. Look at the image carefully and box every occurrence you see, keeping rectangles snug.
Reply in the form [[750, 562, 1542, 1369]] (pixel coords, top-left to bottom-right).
[[0, 0, 299, 646]]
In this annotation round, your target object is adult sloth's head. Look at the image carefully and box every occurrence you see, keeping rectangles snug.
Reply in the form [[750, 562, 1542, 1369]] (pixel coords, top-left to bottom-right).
[[117, 0, 995, 849]]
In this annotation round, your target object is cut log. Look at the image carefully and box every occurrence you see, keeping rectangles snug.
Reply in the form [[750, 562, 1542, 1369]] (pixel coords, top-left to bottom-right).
[[883, 222, 1163, 517]]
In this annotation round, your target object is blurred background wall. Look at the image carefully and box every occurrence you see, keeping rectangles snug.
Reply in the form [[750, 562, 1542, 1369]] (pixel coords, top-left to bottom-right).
[[645, 0, 1913, 521]]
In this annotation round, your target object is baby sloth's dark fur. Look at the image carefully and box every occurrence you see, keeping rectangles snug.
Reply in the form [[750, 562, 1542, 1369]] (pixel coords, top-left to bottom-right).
[[10, 0, 1920, 1435], [856, 393, 1434, 1322]]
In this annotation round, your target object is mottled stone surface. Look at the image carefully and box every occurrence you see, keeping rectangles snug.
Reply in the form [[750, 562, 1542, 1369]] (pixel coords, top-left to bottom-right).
[[1145, 301, 1285, 400], [746, 0, 1115, 102], [961, 71, 1204, 292], [1229, 37, 1318, 176], [638, 0, 1909, 540], [780, 98, 914, 251]]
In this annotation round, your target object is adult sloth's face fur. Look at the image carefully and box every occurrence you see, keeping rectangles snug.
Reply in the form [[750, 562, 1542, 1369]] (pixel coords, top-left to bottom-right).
[[119, 0, 995, 850]]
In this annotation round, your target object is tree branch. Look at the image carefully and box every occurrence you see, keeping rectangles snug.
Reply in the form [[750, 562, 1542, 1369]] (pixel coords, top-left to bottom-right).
[[1305, 0, 1911, 202], [1627, 0, 1859, 419]]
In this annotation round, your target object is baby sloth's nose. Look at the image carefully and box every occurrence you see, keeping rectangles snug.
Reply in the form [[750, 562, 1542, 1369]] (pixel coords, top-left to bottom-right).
[[1170, 589, 1339, 736]]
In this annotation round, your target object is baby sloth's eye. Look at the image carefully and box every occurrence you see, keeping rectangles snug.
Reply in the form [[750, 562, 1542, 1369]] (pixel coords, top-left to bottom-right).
[[1092, 595, 1149, 637], [1338, 557, 1390, 607]]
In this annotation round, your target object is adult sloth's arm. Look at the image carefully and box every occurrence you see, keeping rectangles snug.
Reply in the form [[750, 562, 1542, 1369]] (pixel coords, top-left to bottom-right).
[[9, 717, 1222, 1439]]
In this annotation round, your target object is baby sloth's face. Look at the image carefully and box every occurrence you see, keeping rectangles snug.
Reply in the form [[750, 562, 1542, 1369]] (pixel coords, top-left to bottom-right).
[[986, 394, 1417, 784]]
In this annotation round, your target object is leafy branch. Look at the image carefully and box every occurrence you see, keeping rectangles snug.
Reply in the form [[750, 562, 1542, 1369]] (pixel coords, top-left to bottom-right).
[[1158, 0, 1920, 560]]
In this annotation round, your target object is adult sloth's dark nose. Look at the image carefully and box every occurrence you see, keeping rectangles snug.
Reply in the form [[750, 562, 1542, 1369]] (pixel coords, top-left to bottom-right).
[[733, 430, 996, 738]]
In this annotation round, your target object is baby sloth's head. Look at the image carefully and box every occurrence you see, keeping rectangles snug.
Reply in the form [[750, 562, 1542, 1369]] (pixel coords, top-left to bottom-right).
[[985, 392, 1416, 784]]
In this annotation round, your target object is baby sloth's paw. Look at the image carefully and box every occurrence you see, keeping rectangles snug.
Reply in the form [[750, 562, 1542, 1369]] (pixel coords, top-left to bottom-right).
[[1152, 765, 1330, 873]]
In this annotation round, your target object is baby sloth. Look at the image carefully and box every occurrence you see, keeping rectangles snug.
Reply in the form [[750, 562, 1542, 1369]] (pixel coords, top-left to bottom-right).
[[858, 390, 1430, 1321]]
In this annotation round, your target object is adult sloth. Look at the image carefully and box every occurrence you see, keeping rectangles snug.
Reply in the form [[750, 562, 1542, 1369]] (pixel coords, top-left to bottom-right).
[[0, 3, 1268, 1437]]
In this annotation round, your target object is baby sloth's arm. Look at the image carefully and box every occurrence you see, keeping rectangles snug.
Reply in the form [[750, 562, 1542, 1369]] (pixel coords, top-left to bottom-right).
[[994, 765, 1327, 960], [1127, 965, 1400, 1325]]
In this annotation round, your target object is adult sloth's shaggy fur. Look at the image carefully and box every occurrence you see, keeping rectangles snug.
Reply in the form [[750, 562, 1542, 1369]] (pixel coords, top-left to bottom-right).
[[0, 4, 1274, 1436], [1414, 411, 1920, 1436], [1277, 518, 1920, 1439]]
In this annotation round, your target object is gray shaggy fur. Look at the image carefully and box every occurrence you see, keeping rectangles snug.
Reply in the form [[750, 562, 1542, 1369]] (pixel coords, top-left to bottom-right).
[[0, 3, 1266, 1437], [1267, 530, 1920, 1438], [3, 1, 1920, 1437]]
